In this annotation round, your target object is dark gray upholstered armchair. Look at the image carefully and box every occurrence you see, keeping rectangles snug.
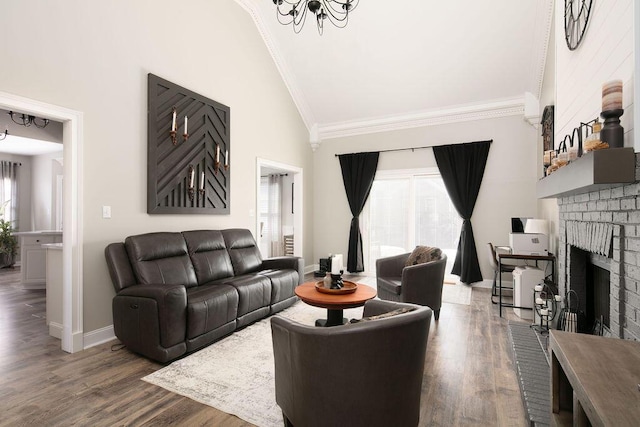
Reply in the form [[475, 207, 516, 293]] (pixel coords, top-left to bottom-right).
[[376, 253, 447, 320], [271, 300, 432, 427]]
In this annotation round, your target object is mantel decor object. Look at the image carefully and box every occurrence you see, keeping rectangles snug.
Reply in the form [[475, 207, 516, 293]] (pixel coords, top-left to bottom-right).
[[600, 80, 624, 149]]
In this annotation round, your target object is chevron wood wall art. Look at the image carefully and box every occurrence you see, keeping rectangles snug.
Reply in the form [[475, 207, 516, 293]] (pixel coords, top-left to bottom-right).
[[147, 73, 230, 214]]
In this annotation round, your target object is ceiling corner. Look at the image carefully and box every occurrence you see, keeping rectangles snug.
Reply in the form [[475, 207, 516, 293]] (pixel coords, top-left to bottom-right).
[[529, 0, 555, 99], [234, 0, 315, 132]]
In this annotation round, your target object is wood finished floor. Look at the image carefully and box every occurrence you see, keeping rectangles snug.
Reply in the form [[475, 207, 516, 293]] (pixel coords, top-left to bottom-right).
[[0, 269, 527, 426]]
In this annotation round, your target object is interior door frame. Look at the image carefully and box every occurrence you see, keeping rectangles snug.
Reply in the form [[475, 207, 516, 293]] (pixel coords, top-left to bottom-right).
[[256, 158, 303, 258], [0, 91, 84, 353]]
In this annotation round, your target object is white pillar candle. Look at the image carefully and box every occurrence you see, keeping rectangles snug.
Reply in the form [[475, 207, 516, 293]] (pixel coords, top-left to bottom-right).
[[535, 297, 544, 305], [540, 308, 549, 317], [200, 171, 205, 190], [555, 295, 562, 302], [534, 285, 543, 292], [172, 110, 176, 131], [184, 116, 188, 134], [331, 254, 343, 274], [189, 168, 194, 188], [225, 150, 229, 166], [602, 80, 623, 111]]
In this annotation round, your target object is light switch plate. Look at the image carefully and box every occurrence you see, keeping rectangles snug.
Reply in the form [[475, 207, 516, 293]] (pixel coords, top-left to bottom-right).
[[102, 206, 111, 219]]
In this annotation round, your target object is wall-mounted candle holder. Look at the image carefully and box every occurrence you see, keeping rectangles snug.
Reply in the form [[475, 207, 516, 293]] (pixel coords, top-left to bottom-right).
[[183, 115, 189, 142], [170, 106, 178, 145], [188, 164, 195, 202], [214, 143, 221, 174], [199, 170, 205, 197]]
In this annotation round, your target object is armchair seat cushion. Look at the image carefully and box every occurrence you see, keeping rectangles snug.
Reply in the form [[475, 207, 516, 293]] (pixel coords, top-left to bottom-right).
[[186, 284, 238, 339], [377, 277, 402, 296]]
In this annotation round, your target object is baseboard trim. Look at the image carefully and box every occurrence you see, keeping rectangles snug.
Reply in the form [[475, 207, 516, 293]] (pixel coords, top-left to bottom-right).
[[473, 279, 513, 289], [49, 321, 63, 339], [305, 264, 318, 275], [83, 325, 116, 349]]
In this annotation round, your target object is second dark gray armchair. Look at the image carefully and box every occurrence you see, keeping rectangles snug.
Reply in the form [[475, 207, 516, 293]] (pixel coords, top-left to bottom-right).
[[376, 253, 447, 320], [271, 300, 432, 427]]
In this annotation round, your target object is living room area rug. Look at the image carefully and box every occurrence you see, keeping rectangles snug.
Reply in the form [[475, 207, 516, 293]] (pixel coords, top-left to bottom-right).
[[143, 302, 363, 427], [142, 281, 472, 427]]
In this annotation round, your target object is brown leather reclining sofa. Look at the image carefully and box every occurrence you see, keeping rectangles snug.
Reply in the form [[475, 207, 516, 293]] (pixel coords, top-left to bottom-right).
[[105, 228, 303, 363]]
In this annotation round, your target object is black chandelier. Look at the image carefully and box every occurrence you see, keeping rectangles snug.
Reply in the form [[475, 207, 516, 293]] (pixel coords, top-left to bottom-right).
[[273, 0, 359, 35], [8, 111, 50, 129]]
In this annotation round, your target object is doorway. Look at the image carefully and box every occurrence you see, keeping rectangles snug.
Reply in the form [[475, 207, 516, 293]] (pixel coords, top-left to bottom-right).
[[256, 158, 303, 258], [0, 91, 83, 353]]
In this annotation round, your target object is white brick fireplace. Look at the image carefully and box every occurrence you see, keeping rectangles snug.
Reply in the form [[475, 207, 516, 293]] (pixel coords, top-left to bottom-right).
[[557, 156, 640, 339]]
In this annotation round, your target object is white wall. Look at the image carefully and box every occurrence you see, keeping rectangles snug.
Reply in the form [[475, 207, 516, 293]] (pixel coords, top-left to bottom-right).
[[30, 152, 63, 231], [538, 8, 560, 255], [555, 0, 635, 148], [313, 114, 539, 282], [0, 0, 312, 333]]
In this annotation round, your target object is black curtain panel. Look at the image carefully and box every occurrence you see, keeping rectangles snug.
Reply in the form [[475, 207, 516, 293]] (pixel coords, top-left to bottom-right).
[[338, 152, 380, 273], [433, 140, 492, 284]]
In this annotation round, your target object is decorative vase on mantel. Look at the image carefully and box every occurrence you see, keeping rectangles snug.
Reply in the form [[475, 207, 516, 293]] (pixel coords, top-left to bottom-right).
[[601, 80, 624, 149]]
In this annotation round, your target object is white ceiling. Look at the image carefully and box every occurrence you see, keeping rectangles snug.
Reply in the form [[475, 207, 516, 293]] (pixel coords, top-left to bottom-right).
[[235, 0, 553, 144], [0, 134, 63, 156]]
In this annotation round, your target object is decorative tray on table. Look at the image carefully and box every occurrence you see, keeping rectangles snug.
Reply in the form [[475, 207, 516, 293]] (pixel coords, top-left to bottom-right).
[[315, 280, 358, 295]]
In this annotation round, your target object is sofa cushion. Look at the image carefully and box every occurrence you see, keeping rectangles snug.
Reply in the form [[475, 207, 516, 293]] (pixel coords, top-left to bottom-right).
[[222, 229, 263, 275], [258, 269, 298, 305], [377, 277, 402, 296], [405, 246, 442, 266], [186, 284, 239, 340], [125, 232, 198, 288], [183, 230, 234, 284], [222, 274, 271, 317]]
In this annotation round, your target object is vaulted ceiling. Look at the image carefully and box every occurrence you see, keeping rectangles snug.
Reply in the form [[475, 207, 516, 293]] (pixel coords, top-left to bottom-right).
[[235, 1, 554, 146]]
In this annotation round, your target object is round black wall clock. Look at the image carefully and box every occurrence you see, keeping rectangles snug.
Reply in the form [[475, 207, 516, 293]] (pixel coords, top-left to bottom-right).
[[565, 0, 593, 51]]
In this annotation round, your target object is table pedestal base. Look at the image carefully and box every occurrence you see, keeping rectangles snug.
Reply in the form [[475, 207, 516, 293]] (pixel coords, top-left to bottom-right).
[[315, 309, 347, 327]]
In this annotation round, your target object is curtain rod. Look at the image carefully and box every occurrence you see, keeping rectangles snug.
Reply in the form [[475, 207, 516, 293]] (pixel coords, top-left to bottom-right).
[[333, 139, 493, 157]]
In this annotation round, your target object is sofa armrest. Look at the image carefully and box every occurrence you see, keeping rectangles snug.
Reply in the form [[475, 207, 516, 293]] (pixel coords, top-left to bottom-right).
[[376, 253, 410, 278], [262, 256, 305, 284], [115, 283, 187, 348], [401, 256, 447, 308]]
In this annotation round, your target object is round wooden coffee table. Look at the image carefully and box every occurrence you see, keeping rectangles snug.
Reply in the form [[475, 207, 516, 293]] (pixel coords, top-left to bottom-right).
[[295, 281, 377, 327]]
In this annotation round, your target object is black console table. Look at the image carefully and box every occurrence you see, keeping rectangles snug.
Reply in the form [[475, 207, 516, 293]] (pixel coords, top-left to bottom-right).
[[497, 252, 555, 317]]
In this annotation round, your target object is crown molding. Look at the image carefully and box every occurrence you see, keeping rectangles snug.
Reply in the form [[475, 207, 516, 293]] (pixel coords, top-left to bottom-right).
[[529, 0, 554, 100], [234, 0, 315, 130], [316, 97, 525, 142]]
